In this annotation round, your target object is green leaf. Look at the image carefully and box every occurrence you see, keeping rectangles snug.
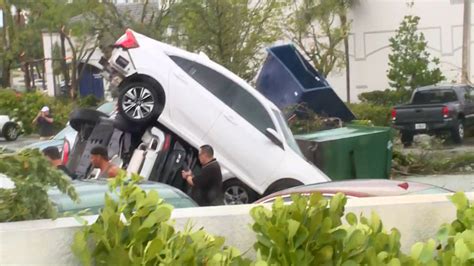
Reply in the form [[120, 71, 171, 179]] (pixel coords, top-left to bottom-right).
[[288, 219, 300, 240], [449, 192, 469, 211], [346, 212, 357, 226], [454, 239, 470, 262], [139, 205, 172, 230], [144, 238, 164, 262]]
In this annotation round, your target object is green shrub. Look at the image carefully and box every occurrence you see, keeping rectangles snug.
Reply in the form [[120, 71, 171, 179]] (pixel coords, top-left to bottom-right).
[[0, 149, 78, 222], [72, 173, 249, 266], [348, 103, 391, 126], [250, 193, 409, 265], [251, 192, 473, 266], [409, 192, 474, 265], [0, 89, 100, 134], [358, 89, 412, 106]]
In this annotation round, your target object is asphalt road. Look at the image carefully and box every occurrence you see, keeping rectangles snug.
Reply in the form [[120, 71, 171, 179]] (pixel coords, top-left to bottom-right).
[[0, 135, 40, 152]]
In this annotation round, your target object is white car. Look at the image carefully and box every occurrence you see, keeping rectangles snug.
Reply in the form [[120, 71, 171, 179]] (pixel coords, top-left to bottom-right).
[[101, 29, 330, 203], [0, 115, 21, 141]]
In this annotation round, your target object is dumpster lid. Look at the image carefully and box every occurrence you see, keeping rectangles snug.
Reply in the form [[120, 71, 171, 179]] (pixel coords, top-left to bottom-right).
[[295, 125, 390, 142]]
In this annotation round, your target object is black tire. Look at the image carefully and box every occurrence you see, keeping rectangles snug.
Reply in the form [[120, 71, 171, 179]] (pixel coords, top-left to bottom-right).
[[113, 114, 146, 134], [3, 122, 20, 141], [451, 120, 464, 144], [70, 109, 108, 132], [223, 179, 259, 205], [117, 82, 164, 125], [401, 131, 414, 147], [264, 178, 303, 196]]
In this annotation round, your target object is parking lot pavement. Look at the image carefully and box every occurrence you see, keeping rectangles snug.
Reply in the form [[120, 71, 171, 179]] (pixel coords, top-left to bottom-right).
[[395, 174, 474, 192], [0, 135, 40, 152], [401, 135, 474, 155]]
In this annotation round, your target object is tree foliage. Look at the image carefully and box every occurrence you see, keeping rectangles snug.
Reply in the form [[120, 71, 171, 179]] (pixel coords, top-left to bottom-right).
[[387, 15, 445, 91], [0, 149, 78, 222], [286, 0, 351, 77], [173, 0, 285, 81]]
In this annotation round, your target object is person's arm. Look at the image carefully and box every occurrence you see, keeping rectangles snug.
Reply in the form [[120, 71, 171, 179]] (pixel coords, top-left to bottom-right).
[[107, 165, 119, 178], [43, 115, 54, 123], [184, 174, 194, 186], [32, 111, 41, 124]]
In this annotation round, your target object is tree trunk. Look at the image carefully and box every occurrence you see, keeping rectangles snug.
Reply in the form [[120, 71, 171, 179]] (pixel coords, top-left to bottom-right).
[[1, 60, 12, 88], [63, 32, 78, 99], [59, 28, 71, 97], [21, 59, 31, 92], [344, 36, 350, 103], [461, 0, 471, 83]]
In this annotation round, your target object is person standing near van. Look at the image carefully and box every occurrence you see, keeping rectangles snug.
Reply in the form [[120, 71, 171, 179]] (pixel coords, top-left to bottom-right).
[[32, 106, 54, 140], [181, 144, 223, 206]]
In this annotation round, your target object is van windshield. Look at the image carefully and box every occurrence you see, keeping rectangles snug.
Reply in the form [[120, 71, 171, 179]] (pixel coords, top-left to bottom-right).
[[272, 109, 304, 157], [412, 89, 458, 104]]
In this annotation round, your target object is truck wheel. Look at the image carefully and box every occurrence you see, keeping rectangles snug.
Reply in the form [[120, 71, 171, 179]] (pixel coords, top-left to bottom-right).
[[118, 82, 164, 125], [223, 179, 259, 205], [451, 120, 464, 144], [3, 122, 20, 141], [401, 131, 414, 147]]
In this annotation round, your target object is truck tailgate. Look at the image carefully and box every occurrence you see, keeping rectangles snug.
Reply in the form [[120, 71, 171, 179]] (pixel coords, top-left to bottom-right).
[[395, 104, 445, 123]]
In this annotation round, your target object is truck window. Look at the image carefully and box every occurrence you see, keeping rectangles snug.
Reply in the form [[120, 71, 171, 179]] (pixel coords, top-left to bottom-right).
[[412, 89, 458, 104]]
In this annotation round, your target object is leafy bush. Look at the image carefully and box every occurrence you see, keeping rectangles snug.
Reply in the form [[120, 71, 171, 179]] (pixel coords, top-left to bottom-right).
[[0, 149, 78, 222], [358, 89, 412, 107], [251, 192, 473, 266], [250, 193, 409, 265], [72, 173, 249, 266], [348, 103, 391, 127], [409, 192, 474, 265], [0, 89, 100, 134]]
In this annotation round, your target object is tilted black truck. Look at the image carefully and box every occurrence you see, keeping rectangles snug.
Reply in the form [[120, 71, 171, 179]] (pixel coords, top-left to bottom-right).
[[392, 84, 474, 146]]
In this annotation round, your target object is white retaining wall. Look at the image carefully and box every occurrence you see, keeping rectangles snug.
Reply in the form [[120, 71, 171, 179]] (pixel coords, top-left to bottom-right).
[[1, 192, 473, 265]]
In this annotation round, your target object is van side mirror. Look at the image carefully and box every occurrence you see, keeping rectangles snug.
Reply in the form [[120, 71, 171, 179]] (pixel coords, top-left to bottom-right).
[[265, 128, 284, 150]]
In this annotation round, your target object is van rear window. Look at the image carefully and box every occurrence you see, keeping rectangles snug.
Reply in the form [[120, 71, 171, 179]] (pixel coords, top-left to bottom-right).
[[412, 89, 457, 104]]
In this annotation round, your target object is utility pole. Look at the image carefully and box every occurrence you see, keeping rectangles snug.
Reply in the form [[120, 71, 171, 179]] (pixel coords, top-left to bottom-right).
[[461, 0, 471, 83]]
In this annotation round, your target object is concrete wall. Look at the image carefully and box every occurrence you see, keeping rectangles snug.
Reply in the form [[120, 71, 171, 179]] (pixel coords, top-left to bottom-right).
[[1, 192, 473, 265], [326, 0, 474, 102]]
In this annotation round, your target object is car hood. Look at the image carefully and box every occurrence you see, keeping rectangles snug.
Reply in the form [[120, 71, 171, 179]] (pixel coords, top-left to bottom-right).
[[22, 139, 63, 151]]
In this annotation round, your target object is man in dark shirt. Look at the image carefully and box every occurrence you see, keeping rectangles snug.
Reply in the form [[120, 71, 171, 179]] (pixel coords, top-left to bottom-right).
[[32, 106, 54, 139], [43, 146, 76, 179], [181, 145, 223, 206]]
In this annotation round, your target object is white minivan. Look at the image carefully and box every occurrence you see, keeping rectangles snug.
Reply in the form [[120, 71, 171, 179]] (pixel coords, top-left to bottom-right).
[[101, 29, 330, 204]]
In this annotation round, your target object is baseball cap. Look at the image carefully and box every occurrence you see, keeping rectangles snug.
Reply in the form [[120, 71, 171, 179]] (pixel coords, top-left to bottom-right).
[[41, 106, 49, 112]]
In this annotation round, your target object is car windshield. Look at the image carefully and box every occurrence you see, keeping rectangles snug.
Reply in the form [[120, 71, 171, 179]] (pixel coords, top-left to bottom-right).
[[412, 89, 458, 104], [52, 126, 75, 140], [272, 109, 304, 157], [96, 102, 116, 114]]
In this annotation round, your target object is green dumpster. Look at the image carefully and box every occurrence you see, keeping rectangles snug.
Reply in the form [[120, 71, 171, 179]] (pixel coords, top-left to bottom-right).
[[295, 125, 393, 180]]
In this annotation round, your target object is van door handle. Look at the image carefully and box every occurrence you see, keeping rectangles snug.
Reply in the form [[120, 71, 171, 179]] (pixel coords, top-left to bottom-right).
[[173, 72, 187, 83], [223, 114, 237, 125]]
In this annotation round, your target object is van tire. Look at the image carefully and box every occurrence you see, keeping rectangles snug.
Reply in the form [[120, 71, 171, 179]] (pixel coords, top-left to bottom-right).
[[70, 109, 108, 132], [118, 82, 164, 125], [264, 178, 303, 196], [223, 179, 259, 205]]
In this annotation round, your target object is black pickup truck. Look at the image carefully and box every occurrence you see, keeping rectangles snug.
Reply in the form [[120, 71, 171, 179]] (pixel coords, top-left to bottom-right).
[[392, 84, 474, 146]]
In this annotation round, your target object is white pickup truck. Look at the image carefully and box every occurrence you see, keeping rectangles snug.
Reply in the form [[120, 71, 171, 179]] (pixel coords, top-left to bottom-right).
[[0, 115, 21, 141]]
